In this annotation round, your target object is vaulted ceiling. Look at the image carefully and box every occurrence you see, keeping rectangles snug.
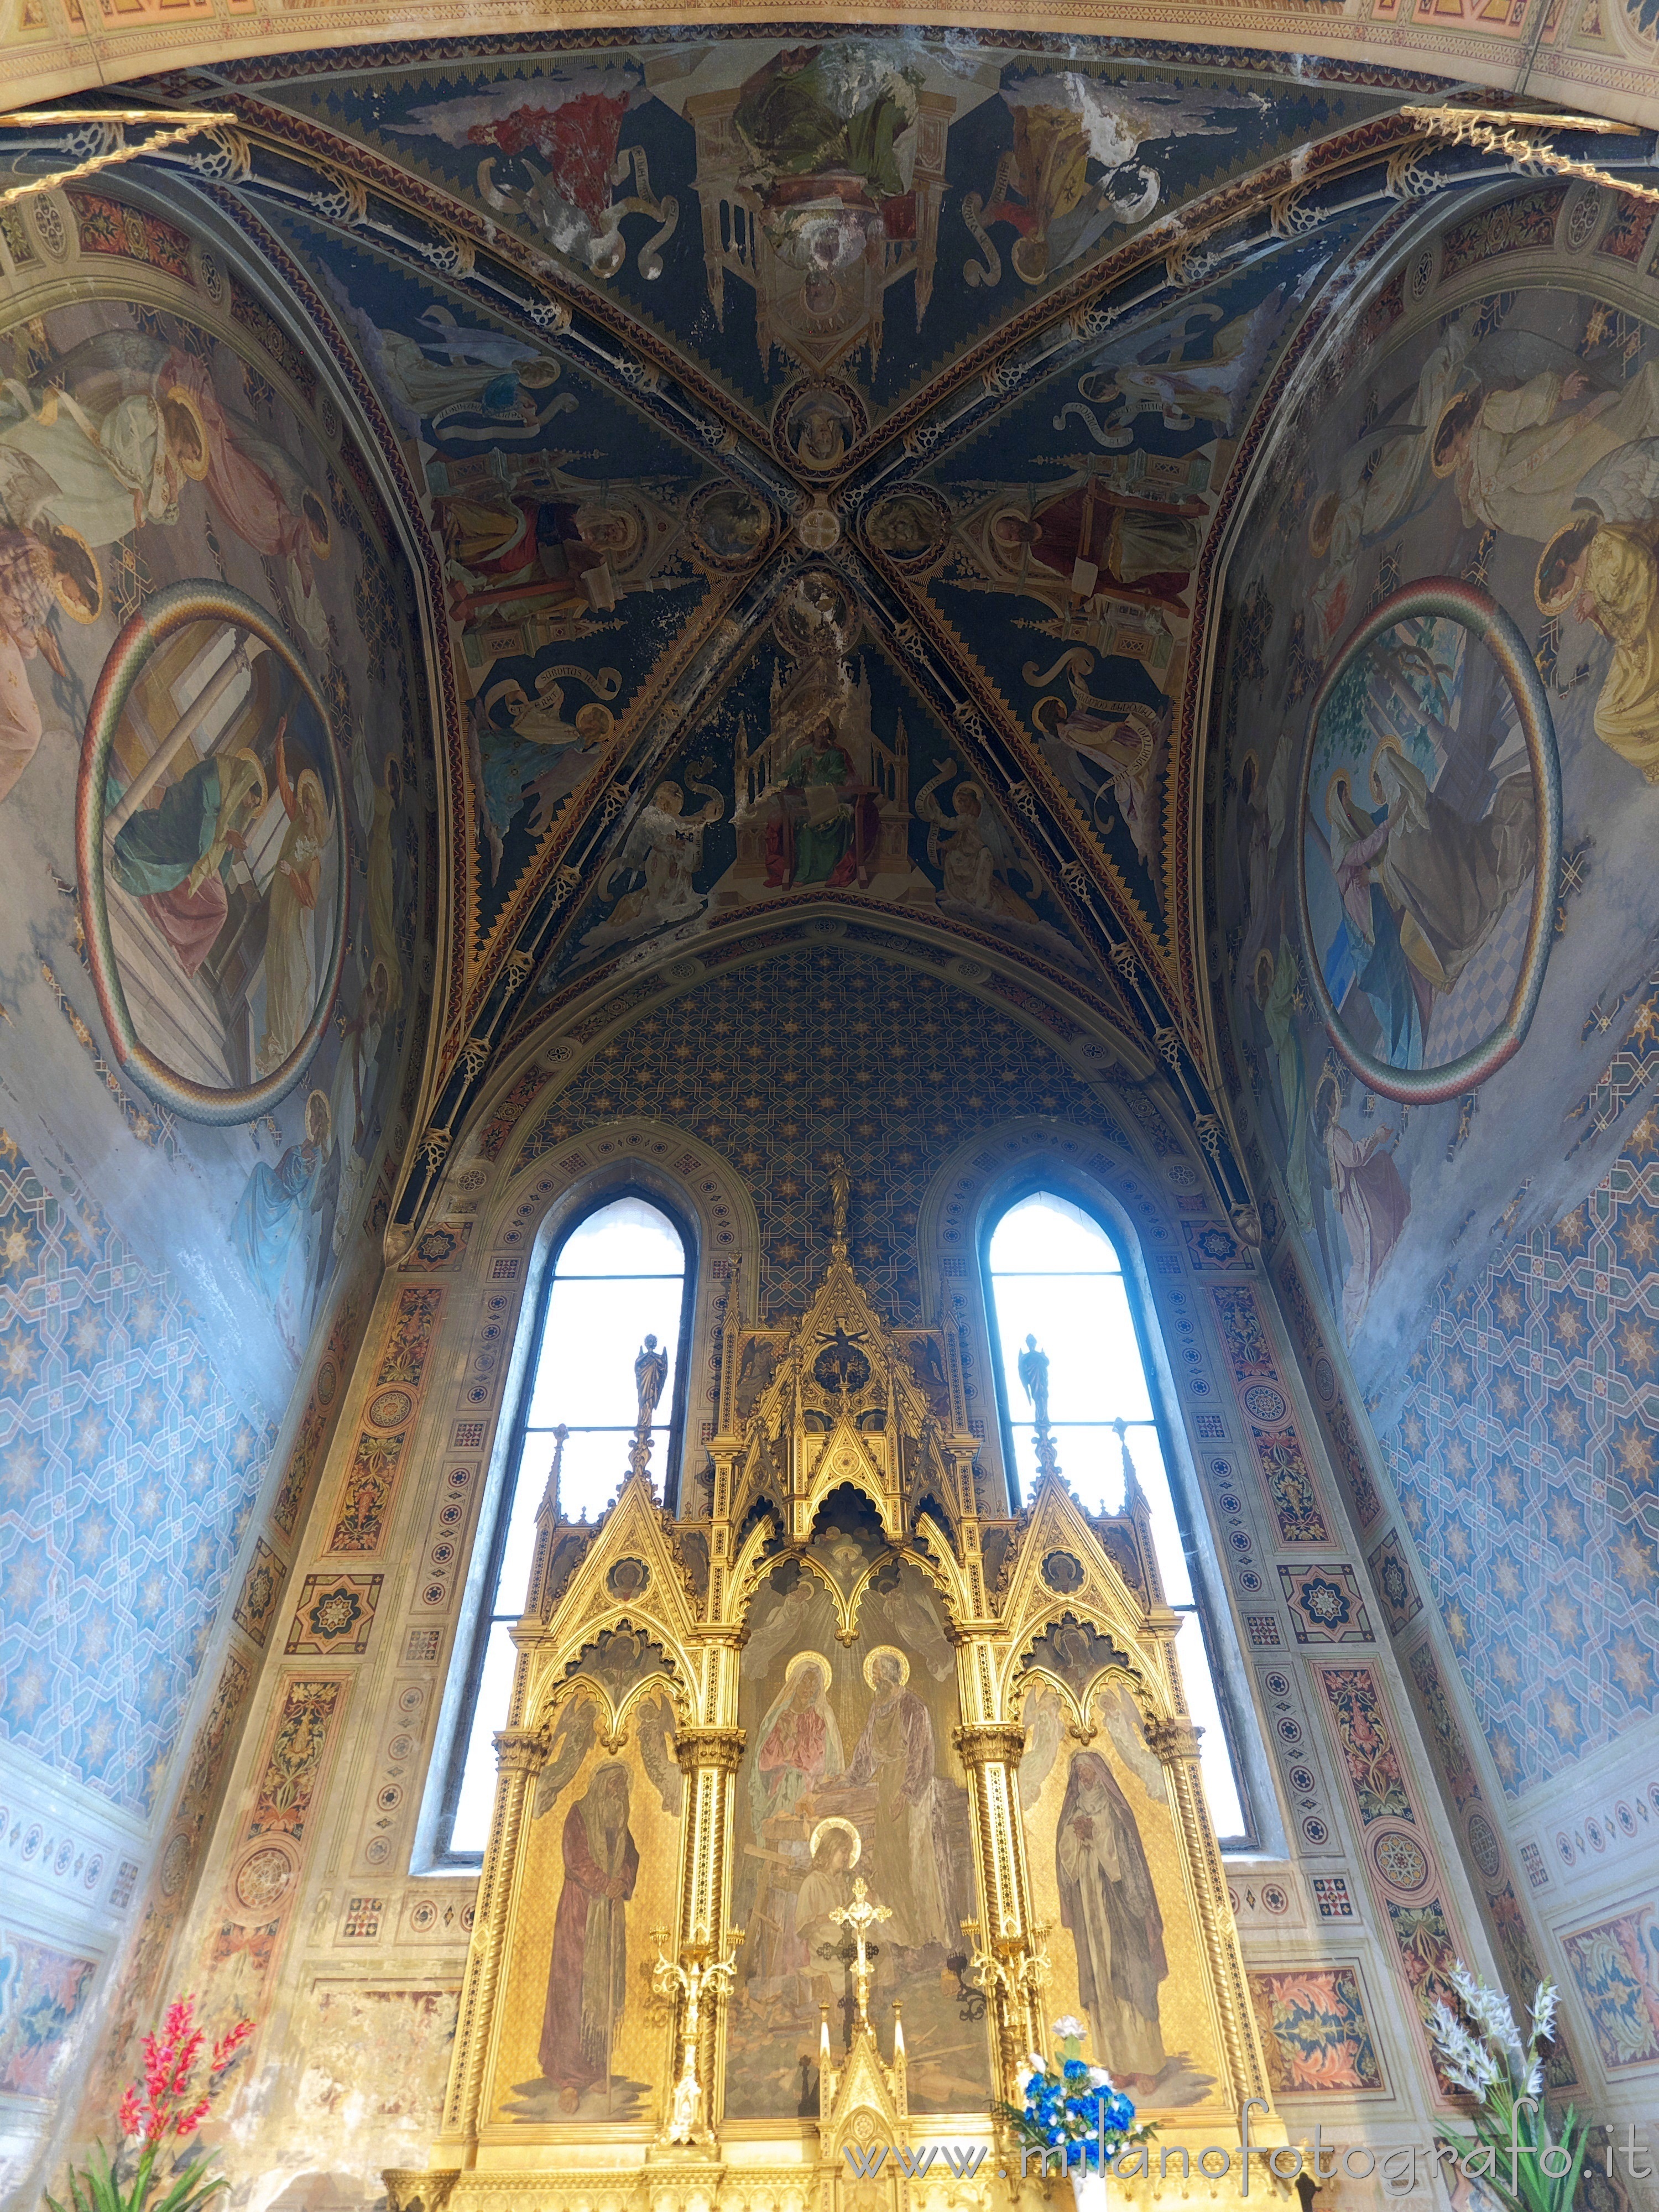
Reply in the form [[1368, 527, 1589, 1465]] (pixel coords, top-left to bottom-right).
[[12, 27, 1659, 1248]]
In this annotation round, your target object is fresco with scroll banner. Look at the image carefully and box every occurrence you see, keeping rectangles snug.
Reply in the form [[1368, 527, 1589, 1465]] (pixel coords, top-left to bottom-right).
[[891, 246, 1368, 932], [1216, 232, 1659, 1405], [276, 227, 723, 940], [726, 1553, 988, 2117], [253, 48, 1393, 422], [1018, 1683, 1223, 2113]]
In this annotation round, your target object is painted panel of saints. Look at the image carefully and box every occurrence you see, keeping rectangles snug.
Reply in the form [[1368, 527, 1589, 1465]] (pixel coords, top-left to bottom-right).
[[489, 1682, 682, 2124], [1019, 1682, 1224, 2115], [725, 1554, 989, 2117]]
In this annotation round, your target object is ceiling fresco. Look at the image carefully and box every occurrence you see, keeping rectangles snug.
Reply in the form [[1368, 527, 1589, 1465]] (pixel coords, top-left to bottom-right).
[[8, 39, 1658, 1254], [239, 44, 1382, 434]]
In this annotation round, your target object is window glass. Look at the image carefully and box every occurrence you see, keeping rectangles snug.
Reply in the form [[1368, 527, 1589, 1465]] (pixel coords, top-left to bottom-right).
[[988, 1191, 1246, 1841], [447, 1193, 687, 1856]]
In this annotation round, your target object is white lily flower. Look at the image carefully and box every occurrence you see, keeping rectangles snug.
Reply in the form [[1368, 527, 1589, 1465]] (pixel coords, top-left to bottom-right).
[[1052, 2015, 1089, 2042]]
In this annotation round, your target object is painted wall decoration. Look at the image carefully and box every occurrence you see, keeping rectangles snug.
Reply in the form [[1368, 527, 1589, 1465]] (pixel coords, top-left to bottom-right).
[[1293, 580, 1560, 1105], [0, 239, 434, 1433], [1212, 199, 1659, 1840], [727, 1554, 985, 2117], [517, 941, 1123, 1322], [1216, 216, 1659, 1397], [278, 222, 720, 947], [0, 1129, 271, 1813], [0, 1932, 97, 2099], [1562, 1901, 1659, 2071], [1246, 1964, 1386, 2095], [491, 1678, 680, 2124], [1383, 1120, 1659, 1798], [1018, 1684, 1220, 2110], [77, 583, 348, 1123]]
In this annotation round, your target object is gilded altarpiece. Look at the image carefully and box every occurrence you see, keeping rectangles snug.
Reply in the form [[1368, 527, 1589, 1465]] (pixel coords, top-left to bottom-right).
[[410, 1221, 1277, 2208]]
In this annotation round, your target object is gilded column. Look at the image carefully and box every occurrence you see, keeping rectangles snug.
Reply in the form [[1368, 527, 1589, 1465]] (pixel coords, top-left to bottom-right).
[[441, 1726, 542, 2157], [953, 1717, 1046, 2095], [671, 1721, 747, 2133], [1147, 1715, 1271, 2110]]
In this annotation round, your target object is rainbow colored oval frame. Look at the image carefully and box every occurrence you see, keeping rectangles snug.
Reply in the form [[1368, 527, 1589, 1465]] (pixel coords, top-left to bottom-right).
[[1292, 576, 1561, 1108], [76, 579, 347, 1125]]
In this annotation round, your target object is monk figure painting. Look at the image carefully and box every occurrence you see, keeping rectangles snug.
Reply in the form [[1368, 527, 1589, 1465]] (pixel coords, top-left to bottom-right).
[[538, 1761, 644, 2117], [1056, 1751, 1171, 2089]]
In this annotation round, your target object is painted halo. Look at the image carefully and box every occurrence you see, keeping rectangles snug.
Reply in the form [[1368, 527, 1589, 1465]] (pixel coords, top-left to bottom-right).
[[809, 1815, 862, 1867], [76, 579, 348, 1124], [1292, 577, 1560, 1107], [861, 1644, 909, 1689]]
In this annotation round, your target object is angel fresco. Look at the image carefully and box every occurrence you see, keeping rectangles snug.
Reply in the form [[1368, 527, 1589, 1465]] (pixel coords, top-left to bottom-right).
[[1056, 294, 1283, 451], [467, 673, 612, 880], [0, 332, 333, 649], [591, 767, 724, 941], [962, 78, 1267, 289], [1305, 317, 1475, 649], [403, 72, 677, 283], [315, 272, 574, 445], [0, 355, 204, 547], [1536, 435, 1659, 782], [0, 519, 100, 806], [1254, 942, 1314, 1235], [231, 1086, 332, 1329], [257, 723, 336, 1076], [1430, 333, 1659, 543], [915, 757, 1041, 923], [1313, 1073, 1409, 1339], [1033, 685, 1168, 873]]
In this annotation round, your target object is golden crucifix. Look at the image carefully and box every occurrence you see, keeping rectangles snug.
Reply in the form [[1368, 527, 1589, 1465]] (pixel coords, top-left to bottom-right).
[[828, 1876, 891, 2030]]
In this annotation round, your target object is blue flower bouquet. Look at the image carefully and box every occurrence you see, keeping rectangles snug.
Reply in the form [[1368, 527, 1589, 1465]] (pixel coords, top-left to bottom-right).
[[997, 2016, 1156, 2190]]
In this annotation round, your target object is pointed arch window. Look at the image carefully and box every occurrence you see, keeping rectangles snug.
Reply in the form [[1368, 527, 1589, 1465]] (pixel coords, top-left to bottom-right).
[[985, 1191, 1248, 1843], [437, 1193, 691, 1862]]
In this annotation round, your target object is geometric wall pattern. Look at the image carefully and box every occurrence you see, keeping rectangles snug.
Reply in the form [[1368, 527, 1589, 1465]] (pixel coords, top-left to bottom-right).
[[1385, 1103, 1659, 1798], [519, 942, 1120, 1323], [0, 1132, 272, 1813]]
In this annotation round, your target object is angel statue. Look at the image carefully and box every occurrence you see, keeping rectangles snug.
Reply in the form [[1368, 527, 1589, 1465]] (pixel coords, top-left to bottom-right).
[[1018, 1333, 1051, 1433], [635, 1334, 669, 1431]]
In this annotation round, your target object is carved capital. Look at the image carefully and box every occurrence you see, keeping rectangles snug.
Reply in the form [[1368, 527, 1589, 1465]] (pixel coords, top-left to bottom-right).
[[952, 1721, 1027, 1768], [1145, 1717, 1203, 1765], [494, 1728, 543, 1776], [383, 2173, 461, 2212], [674, 1725, 746, 1775]]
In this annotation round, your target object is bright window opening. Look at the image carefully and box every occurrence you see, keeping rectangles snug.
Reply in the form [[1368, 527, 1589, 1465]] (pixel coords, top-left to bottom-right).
[[988, 1191, 1246, 1842], [446, 1193, 688, 1858]]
